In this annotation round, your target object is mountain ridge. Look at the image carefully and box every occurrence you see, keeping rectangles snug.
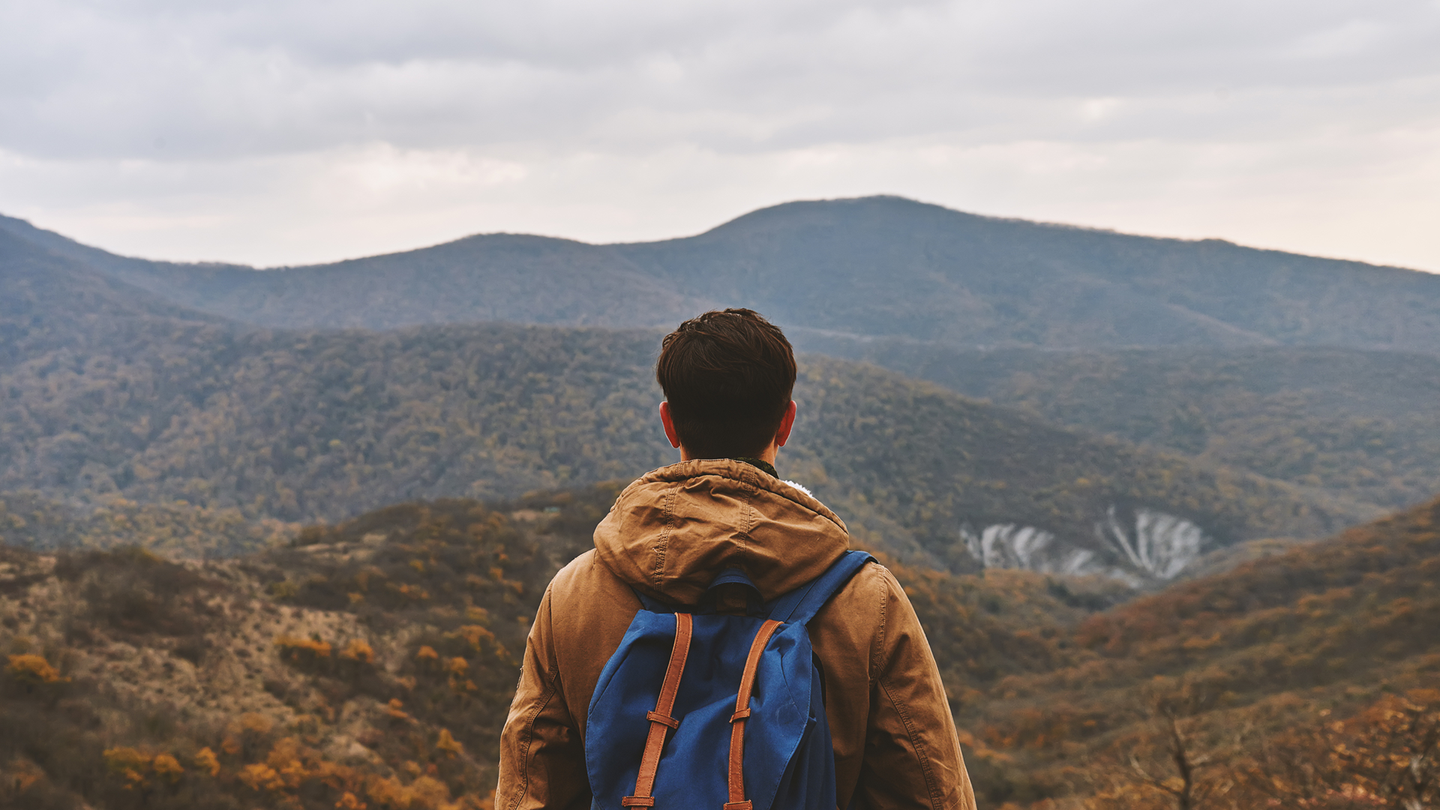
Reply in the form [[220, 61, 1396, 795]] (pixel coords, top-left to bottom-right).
[[0, 228, 1369, 583], [6, 196, 1440, 352], [798, 339, 1440, 511], [2, 306, 1371, 580], [0, 200, 1421, 582]]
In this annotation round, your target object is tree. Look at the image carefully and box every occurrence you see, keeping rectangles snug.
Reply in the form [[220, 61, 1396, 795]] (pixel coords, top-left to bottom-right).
[[1084, 679, 1240, 810]]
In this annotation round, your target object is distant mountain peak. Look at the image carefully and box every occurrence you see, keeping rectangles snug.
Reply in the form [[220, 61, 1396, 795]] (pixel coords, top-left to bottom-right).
[[4, 196, 1439, 351]]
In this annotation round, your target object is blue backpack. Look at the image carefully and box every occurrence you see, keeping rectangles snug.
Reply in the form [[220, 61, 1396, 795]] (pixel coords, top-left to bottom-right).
[[586, 550, 874, 810]]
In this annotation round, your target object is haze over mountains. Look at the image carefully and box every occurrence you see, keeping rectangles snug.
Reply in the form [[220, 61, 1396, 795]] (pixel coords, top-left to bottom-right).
[[6, 195, 1440, 351], [1, 224, 1360, 583], [2, 195, 1437, 585]]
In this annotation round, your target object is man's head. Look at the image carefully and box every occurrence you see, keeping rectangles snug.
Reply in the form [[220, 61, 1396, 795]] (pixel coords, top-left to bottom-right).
[[656, 308, 797, 461]]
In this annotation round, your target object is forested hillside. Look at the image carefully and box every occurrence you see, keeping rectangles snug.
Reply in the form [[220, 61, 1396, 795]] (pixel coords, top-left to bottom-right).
[[0, 491, 295, 559], [951, 490, 1440, 807], [0, 488, 612, 810], [6, 190, 1438, 810], [0, 227, 216, 363], [7, 196, 1440, 352], [804, 340, 1440, 510], [7, 198, 1437, 573], [5, 485, 1436, 809], [1, 238, 1368, 579]]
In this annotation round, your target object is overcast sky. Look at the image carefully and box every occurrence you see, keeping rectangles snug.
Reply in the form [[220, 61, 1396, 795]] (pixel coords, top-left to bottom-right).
[[2, 0, 1438, 271]]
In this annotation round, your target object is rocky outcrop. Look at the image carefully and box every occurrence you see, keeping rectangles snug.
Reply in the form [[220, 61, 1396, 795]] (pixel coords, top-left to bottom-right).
[[962, 505, 1212, 585]]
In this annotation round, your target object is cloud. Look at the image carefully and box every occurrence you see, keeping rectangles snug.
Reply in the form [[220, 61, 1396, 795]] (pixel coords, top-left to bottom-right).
[[6, 0, 1436, 158], [0, 0, 1437, 269]]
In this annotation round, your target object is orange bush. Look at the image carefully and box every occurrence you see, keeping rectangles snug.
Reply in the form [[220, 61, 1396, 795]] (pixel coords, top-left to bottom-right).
[[151, 753, 184, 782], [103, 747, 153, 788], [435, 729, 464, 758], [276, 635, 333, 663], [444, 658, 468, 678], [341, 639, 376, 664], [239, 762, 286, 792], [194, 746, 221, 776], [5, 653, 68, 685], [452, 625, 494, 650]]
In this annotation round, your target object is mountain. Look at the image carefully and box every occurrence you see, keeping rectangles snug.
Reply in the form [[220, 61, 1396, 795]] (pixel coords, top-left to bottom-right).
[[0, 226, 217, 365], [0, 271, 1369, 583], [801, 340, 1440, 510], [0, 213, 710, 333], [950, 489, 1440, 805], [3, 198, 1437, 809], [0, 224, 1386, 582], [615, 198, 1440, 352], [0, 490, 295, 559], [6, 195, 1440, 352], [4, 484, 1436, 809]]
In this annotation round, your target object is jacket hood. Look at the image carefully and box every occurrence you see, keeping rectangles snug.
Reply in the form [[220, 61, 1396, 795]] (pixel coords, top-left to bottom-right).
[[593, 459, 851, 605]]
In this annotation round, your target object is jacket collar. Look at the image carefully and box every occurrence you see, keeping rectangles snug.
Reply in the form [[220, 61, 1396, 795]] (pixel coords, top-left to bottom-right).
[[593, 459, 850, 605]]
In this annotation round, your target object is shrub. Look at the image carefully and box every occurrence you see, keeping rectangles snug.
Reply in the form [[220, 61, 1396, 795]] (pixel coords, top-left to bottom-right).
[[340, 640, 375, 664], [6, 654, 68, 686], [275, 635, 333, 670]]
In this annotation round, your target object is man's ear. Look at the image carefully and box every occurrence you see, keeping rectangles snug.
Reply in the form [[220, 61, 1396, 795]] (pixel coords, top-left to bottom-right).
[[659, 401, 682, 449], [775, 400, 797, 448]]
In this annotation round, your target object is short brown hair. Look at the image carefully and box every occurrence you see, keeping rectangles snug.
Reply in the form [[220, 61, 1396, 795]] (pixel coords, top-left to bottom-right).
[[656, 309, 797, 459]]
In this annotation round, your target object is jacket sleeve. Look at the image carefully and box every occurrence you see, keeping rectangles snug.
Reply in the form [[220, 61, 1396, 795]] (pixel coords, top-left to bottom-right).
[[856, 570, 977, 810], [495, 584, 591, 810]]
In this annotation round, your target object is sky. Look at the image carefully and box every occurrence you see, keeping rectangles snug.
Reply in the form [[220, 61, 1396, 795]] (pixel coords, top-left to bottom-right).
[[2, 0, 1438, 271]]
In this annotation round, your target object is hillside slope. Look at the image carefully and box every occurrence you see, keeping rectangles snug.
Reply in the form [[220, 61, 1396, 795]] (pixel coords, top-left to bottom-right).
[[7, 202, 1433, 547], [6, 196, 1440, 352], [1, 299, 1370, 582], [0, 224, 1389, 582], [0, 227, 217, 365], [6, 485, 1436, 809], [0, 484, 1130, 809], [0, 489, 611, 810], [0, 490, 296, 559], [804, 340, 1440, 510], [954, 490, 1440, 805]]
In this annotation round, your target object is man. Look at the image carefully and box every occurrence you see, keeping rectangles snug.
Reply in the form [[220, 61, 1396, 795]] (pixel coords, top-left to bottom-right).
[[496, 309, 975, 810]]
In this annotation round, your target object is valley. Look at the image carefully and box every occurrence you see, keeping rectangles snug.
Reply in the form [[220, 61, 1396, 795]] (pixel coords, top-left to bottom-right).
[[2, 196, 1438, 808]]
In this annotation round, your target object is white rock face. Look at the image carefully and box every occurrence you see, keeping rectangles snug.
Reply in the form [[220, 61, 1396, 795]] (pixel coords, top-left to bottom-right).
[[961, 524, 1103, 576], [1097, 506, 1207, 580], [961, 505, 1210, 584]]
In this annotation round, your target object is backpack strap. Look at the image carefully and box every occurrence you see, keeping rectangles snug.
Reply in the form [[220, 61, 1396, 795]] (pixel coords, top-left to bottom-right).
[[622, 612, 694, 808], [726, 618, 783, 810], [767, 550, 875, 625]]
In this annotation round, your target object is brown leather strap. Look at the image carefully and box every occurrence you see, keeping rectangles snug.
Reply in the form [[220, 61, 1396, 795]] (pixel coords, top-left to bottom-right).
[[727, 618, 782, 808], [625, 612, 693, 808]]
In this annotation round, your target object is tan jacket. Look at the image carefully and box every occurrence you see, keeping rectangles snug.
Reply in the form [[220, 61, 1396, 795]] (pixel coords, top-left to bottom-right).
[[497, 459, 976, 810]]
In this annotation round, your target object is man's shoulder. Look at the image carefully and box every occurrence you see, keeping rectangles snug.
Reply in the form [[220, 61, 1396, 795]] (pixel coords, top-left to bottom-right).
[[547, 548, 624, 603], [548, 547, 599, 594], [817, 559, 903, 622]]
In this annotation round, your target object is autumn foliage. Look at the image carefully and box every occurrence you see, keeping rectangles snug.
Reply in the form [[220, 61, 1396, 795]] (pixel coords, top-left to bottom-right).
[[2, 485, 1439, 809]]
